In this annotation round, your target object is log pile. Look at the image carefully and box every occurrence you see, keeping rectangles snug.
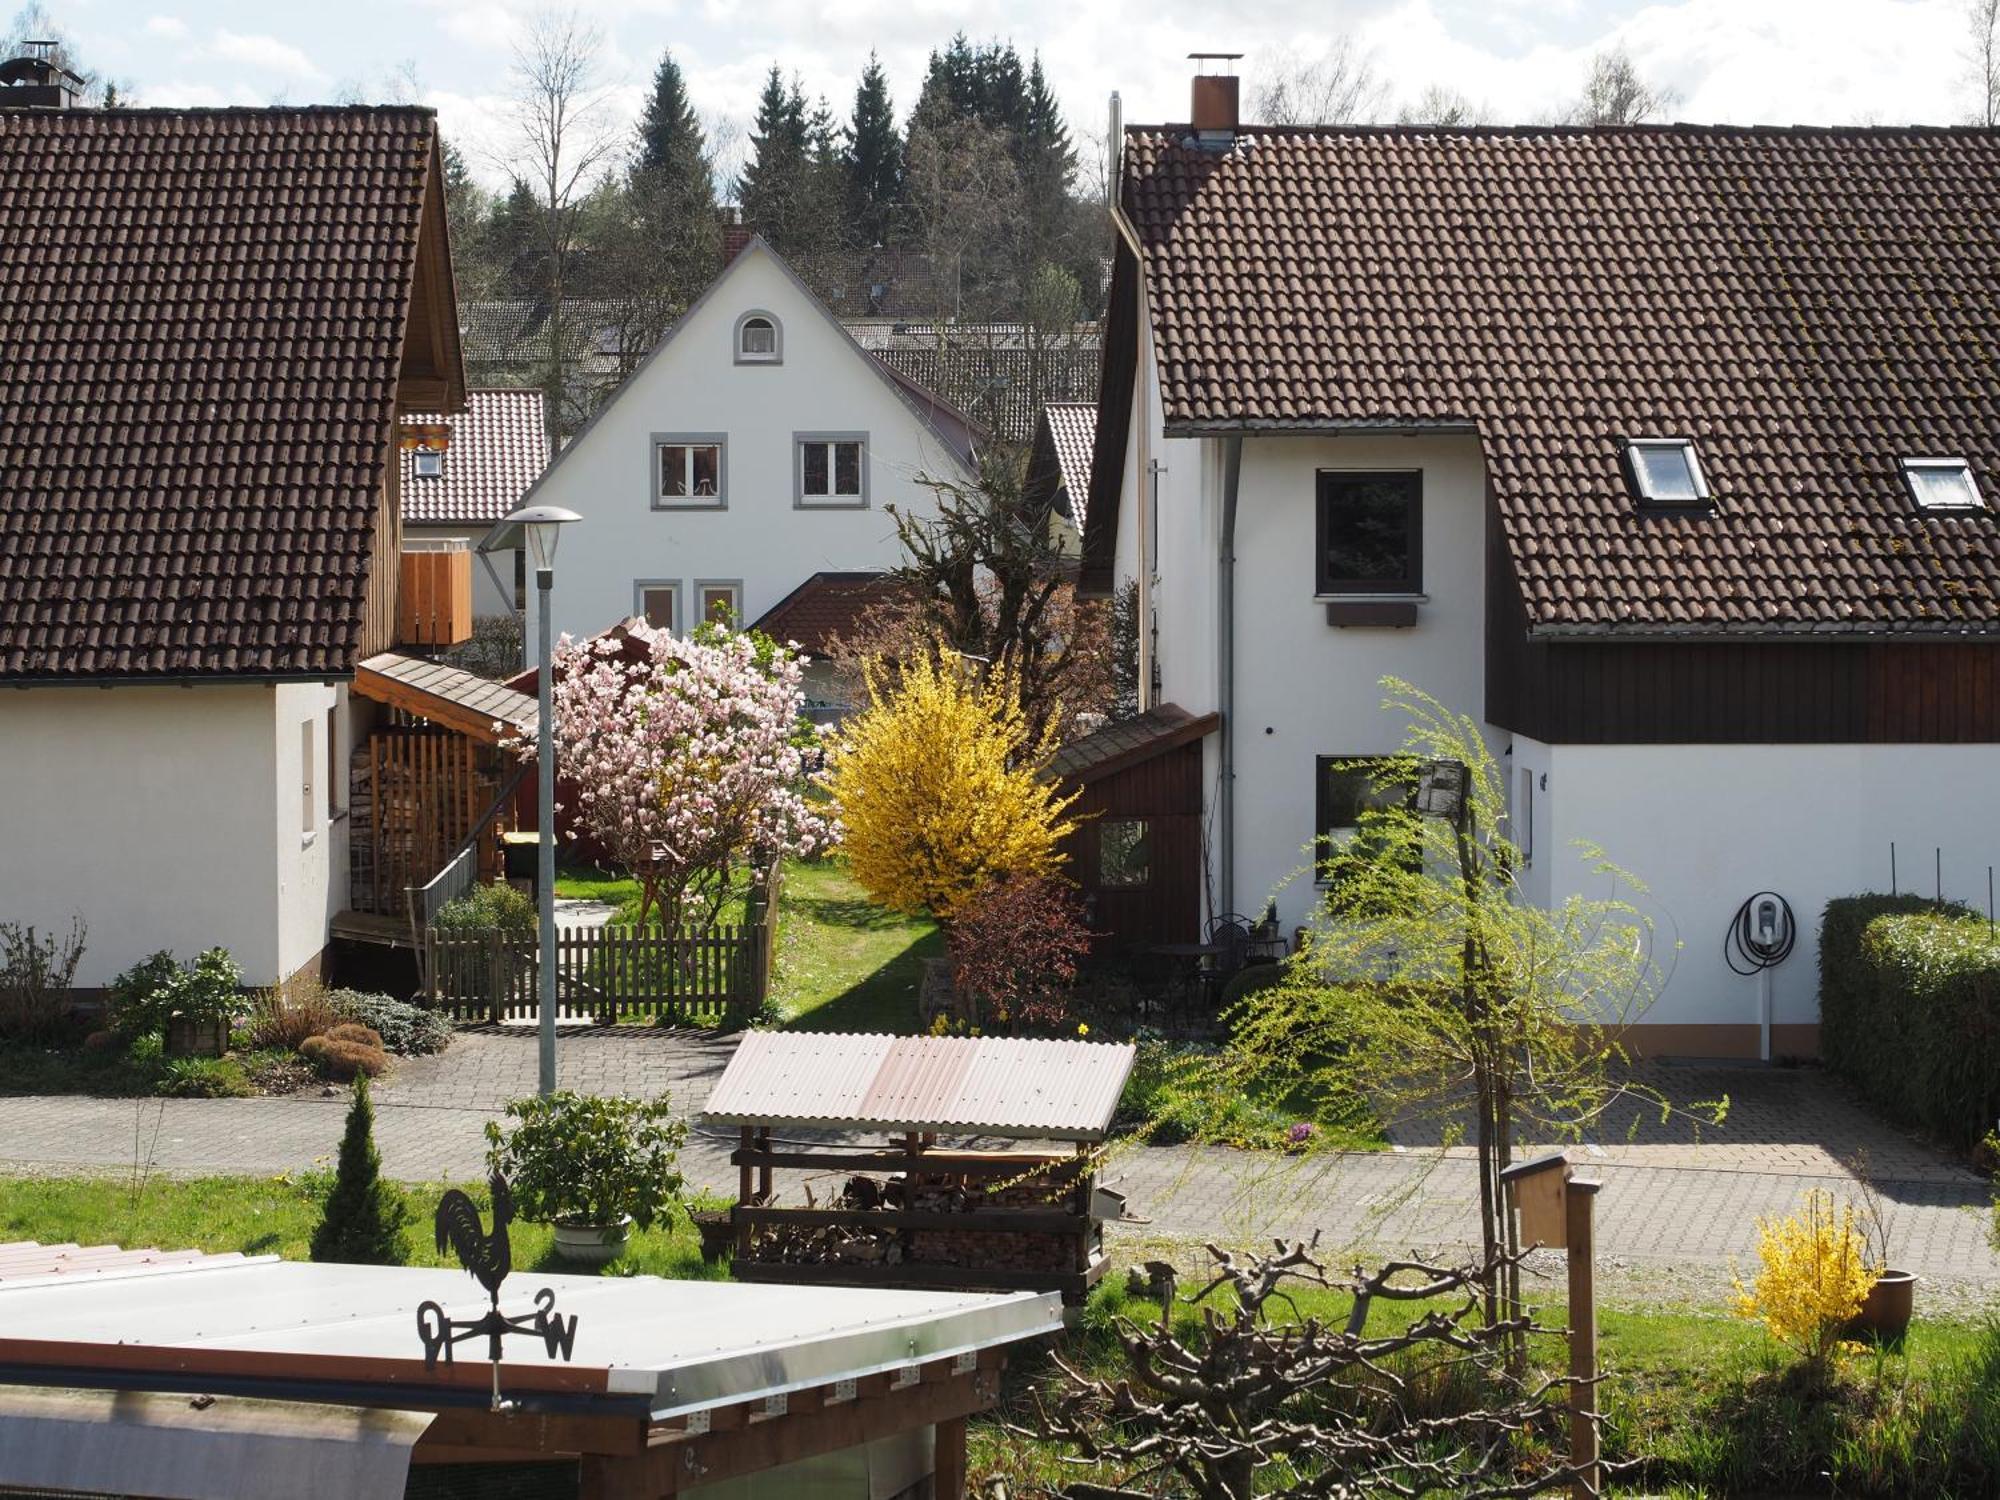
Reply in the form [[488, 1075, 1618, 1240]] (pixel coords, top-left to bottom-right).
[[906, 1170, 1076, 1273]]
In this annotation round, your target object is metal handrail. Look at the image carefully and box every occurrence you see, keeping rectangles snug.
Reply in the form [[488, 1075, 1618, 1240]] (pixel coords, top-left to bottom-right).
[[407, 761, 531, 984]]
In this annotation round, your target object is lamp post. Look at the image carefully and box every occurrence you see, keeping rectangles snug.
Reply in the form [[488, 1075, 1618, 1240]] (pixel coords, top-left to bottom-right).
[[482, 503, 580, 1097]]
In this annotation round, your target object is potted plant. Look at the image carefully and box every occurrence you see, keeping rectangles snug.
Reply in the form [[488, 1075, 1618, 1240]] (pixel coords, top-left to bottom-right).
[[112, 948, 240, 1057], [1845, 1159, 1917, 1343], [484, 1091, 686, 1266]]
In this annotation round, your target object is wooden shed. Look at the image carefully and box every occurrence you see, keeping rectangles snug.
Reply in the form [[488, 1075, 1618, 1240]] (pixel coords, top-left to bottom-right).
[[702, 1032, 1138, 1301], [1050, 704, 1219, 955]]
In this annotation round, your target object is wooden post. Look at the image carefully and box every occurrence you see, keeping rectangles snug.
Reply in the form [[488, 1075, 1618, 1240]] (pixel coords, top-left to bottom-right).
[[756, 1126, 772, 1204], [934, 1415, 968, 1500], [736, 1126, 755, 1259], [1565, 1177, 1601, 1500]]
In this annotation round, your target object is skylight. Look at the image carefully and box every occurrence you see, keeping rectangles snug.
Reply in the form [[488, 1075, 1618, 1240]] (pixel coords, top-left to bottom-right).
[[1901, 457, 1985, 512], [1625, 438, 1709, 505]]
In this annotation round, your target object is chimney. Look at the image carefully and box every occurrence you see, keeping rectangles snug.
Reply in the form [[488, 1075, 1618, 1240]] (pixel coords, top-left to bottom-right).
[[719, 208, 753, 268], [1189, 53, 1242, 147], [0, 42, 83, 110]]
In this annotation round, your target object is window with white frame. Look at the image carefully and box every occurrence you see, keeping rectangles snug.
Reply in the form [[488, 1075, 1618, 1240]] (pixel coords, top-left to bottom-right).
[[637, 582, 679, 632], [1901, 456, 1985, 512], [735, 311, 782, 364], [655, 438, 724, 506], [1624, 437, 1709, 506], [797, 436, 865, 505], [697, 583, 740, 626]]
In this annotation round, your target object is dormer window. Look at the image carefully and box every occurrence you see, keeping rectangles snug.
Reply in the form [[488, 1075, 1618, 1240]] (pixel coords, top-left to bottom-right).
[[734, 311, 781, 364], [413, 448, 443, 479], [1624, 438, 1709, 506], [1901, 457, 1985, 512]]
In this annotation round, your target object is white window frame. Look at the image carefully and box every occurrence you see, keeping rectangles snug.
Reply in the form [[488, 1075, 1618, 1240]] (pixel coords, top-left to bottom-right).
[[734, 310, 783, 365], [634, 579, 680, 633], [652, 433, 727, 510], [1624, 437, 1710, 506], [695, 580, 742, 628], [794, 432, 869, 509], [1901, 456, 1986, 512]]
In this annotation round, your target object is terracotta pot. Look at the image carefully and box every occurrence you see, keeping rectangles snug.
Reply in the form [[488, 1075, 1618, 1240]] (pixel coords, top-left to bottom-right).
[[692, 1209, 733, 1262], [552, 1217, 631, 1267], [1847, 1269, 1918, 1343]]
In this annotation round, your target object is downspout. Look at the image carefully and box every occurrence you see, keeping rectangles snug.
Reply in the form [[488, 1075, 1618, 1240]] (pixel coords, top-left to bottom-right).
[[1218, 436, 1242, 922], [1106, 91, 1153, 712]]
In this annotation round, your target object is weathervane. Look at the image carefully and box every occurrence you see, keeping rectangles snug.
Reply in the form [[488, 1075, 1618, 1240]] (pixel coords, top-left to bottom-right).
[[416, 1172, 579, 1409]]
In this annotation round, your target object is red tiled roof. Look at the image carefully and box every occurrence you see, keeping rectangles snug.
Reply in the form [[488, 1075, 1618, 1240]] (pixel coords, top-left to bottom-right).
[[402, 388, 548, 526], [1120, 124, 2000, 634], [0, 107, 444, 680], [751, 571, 913, 657]]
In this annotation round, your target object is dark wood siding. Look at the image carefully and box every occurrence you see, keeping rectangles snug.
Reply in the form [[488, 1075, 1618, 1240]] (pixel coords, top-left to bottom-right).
[[1487, 503, 2000, 744], [1079, 242, 1139, 597], [1062, 739, 1204, 953]]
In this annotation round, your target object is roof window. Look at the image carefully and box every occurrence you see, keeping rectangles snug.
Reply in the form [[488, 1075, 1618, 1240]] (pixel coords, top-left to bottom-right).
[[1901, 457, 1985, 512], [1624, 438, 1708, 506], [413, 448, 443, 479]]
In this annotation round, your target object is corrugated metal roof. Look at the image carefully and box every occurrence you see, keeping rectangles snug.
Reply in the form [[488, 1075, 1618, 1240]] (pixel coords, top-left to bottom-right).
[[702, 1032, 1137, 1142], [0, 1241, 255, 1282]]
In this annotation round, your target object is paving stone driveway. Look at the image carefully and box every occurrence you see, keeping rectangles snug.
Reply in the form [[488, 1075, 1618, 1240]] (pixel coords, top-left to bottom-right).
[[1, 1032, 1993, 1291]]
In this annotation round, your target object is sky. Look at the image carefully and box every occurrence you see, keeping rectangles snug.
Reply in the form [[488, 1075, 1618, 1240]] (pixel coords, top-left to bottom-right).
[[29, 0, 1989, 188]]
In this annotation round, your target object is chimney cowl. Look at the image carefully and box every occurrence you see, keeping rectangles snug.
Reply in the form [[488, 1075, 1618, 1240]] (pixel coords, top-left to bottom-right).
[[1188, 52, 1243, 147], [0, 45, 84, 110]]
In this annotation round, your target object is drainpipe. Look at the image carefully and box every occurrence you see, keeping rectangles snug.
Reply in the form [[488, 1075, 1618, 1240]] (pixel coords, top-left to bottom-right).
[[1106, 91, 1154, 712], [1218, 436, 1242, 922]]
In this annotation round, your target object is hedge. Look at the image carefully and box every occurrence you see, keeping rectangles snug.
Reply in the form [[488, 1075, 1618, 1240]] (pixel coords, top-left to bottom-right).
[[1820, 893, 2000, 1149]]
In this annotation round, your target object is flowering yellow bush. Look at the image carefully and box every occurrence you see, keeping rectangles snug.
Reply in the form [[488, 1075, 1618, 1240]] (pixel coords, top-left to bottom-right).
[[1733, 1189, 1877, 1366], [824, 652, 1079, 920]]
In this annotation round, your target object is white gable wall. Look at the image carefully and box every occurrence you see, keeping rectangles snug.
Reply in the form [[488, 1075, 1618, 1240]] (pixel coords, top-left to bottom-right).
[[531, 247, 972, 645]]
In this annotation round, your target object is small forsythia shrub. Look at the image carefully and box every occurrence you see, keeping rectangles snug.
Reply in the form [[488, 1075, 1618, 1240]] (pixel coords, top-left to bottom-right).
[[1734, 1188, 1875, 1368], [825, 651, 1079, 920], [311, 1075, 409, 1265]]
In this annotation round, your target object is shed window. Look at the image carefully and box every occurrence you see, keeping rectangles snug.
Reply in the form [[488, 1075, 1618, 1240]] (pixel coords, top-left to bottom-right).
[[1902, 457, 1984, 512], [1315, 472, 1422, 595], [657, 441, 723, 504], [1625, 438, 1709, 505], [1099, 819, 1151, 889]]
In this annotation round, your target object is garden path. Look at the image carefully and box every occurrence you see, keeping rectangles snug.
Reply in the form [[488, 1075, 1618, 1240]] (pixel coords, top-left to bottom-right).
[[2, 1031, 1992, 1292]]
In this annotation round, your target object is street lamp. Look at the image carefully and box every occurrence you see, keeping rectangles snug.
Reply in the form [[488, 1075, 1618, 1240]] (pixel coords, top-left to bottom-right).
[[480, 502, 581, 1095]]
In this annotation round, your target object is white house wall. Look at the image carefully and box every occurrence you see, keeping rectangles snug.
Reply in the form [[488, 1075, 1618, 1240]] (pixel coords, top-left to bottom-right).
[[1529, 739, 2000, 1052], [0, 686, 311, 987], [530, 247, 969, 646], [272, 681, 345, 985]]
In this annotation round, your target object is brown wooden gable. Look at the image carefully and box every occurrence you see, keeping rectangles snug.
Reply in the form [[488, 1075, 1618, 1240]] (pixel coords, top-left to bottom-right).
[[396, 137, 468, 419]]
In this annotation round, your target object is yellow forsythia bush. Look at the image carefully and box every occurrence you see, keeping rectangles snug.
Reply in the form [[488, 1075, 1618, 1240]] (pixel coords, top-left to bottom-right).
[[1733, 1189, 1876, 1366], [824, 652, 1079, 920]]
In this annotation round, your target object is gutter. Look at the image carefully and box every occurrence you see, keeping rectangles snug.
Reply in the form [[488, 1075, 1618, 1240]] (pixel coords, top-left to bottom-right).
[[5, 674, 347, 690], [1218, 436, 1243, 922], [1528, 623, 2000, 642]]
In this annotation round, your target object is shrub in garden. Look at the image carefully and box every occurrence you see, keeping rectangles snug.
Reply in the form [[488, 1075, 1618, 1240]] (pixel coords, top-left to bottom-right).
[[1819, 896, 1998, 1148], [0, 917, 87, 1043], [109, 947, 243, 1043], [324, 1021, 385, 1050], [432, 883, 537, 936], [1734, 1188, 1875, 1374], [484, 1091, 686, 1230], [310, 1075, 409, 1264], [299, 1034, 388, 1080], [945, 875, 1090, 1030], [243, 980, 340, 1051], [824, 650, 1077, 920], [155, 1055, 251, 1098], [328, 991, 452, 1056]]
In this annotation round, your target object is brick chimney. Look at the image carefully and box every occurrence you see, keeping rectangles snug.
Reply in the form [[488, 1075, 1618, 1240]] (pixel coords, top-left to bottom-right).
[[1189, 52, 1242, 147], [720, 208, 753, 268]]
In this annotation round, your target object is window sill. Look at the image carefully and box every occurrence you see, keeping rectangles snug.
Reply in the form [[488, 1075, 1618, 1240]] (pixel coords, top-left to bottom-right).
[[653, 499, 727, 511], [1314, 592, 1429, 604], [1323, 598, 1420, 628]]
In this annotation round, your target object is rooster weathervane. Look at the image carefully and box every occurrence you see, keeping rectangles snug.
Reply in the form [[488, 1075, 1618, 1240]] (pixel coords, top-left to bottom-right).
[[416, 1172, 579, 1408]]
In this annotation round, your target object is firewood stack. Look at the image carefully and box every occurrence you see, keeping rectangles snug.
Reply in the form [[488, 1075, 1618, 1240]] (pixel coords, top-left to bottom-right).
[[905, 1170, 1076, 1273]]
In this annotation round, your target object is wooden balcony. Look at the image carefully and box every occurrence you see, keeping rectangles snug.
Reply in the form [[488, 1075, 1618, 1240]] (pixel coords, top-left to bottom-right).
[[398, 544, 472, 648]]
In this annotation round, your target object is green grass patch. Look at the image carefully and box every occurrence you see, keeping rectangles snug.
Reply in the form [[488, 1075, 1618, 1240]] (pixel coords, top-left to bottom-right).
[[0, 1041, 163, 1097], [767, 857, 938, 1032], [0, 1173, 730, 1280]]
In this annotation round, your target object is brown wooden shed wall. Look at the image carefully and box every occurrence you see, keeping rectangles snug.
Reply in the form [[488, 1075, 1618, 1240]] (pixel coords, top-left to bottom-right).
[[1063, 739, 1204, 953]]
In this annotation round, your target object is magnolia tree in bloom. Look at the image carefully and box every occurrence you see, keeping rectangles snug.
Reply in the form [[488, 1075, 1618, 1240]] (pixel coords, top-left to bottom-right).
[[527, 621, 832, 929]]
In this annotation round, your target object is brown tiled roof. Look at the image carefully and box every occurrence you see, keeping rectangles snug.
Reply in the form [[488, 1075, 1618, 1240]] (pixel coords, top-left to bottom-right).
[[402, 389, 549, 526], [868, 338, 1101, 445], [751, 571, 913, 657], [0, 106, 443, 680], [1049, 703, 1219, 784], [1121, 124, 2000, 634]]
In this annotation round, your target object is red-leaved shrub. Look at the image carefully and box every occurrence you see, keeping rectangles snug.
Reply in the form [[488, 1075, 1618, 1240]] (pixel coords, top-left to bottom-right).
[[946, 876, 1091, 1031]]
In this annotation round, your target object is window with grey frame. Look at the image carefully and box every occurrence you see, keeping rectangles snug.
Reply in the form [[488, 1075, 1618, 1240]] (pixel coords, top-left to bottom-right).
[[696, 582, 741, 627], [1314, 755, 1418, 886], [797, 436, 866, 505], [655, 439, 723, 505], [636, 582, 678, 632], [735, 311, 782, 364]]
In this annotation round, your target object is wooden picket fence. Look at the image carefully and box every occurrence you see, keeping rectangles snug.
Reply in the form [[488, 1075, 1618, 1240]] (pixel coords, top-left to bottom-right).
[[425, 865, 781, 1027]]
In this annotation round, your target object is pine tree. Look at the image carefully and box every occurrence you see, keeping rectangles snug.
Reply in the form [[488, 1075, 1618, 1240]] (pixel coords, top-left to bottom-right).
[[615, 47, 718, 350], [310, 1075, 409, 1265], [634, 48, 710, 192], [845, 54, 901, 247], [738, 65, 809, 251]]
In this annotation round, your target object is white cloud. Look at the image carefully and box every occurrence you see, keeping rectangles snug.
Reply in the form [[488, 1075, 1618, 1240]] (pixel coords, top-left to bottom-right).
[[208, 29, 325, 82], [142, 16, 188, 41]]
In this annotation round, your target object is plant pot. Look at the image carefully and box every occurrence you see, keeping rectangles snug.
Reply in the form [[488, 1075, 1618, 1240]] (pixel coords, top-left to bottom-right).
[[165, 1014, 227, 1058], [692, 1209, 734, 1262], [552, 1217, 631, 1267], [1846, 1269, 1918, 1343]]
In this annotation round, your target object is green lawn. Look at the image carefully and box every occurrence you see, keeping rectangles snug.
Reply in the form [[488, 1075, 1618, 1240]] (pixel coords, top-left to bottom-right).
[[555, 856, 938, 1034]]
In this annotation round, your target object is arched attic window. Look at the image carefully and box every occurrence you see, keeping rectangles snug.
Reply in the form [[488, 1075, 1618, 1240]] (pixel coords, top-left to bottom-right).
[[735, 311, 782, 364]]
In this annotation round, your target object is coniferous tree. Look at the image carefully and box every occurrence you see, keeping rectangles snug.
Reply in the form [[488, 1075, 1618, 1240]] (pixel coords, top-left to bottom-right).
[[635, 48, 709, 183], [845, 53, 901, 247], [738, 65, 809, 249], [609, 48, 719, 358], [310, 1075, 409, 1266]]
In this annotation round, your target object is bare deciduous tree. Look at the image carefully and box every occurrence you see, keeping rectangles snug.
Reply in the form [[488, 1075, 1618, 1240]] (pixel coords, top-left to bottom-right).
[[1568, 47, 1678, 125], [1034, 1237, 1625, 1500], [1250, 38, 1386, 126], [1971, 0, 2000, 124], [508, 10, 619, 441], [901, 117, 1022, 321], [1398, 84, 1487, 127]]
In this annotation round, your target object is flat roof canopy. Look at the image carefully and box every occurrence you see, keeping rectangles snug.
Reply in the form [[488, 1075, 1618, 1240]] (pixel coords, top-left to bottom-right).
[[0, 1252, 1060, 1421], [701, 1031, 1139, 1143]]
